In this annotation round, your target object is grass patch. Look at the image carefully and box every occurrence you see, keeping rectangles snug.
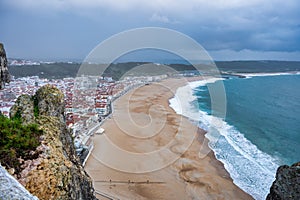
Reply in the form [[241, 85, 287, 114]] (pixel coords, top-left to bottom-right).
[[0, 114, 43, 174]]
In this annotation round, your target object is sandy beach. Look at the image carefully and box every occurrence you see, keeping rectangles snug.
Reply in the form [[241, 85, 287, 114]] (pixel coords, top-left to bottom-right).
[[85, 77, 253, 200]]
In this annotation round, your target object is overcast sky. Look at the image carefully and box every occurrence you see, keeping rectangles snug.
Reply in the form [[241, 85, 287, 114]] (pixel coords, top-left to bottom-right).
[[1, 0, 300, 61]]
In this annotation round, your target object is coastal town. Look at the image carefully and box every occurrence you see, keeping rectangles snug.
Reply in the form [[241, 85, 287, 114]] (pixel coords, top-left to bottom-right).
[[2, 0, 300, 198], [0, 74, 168, 164]]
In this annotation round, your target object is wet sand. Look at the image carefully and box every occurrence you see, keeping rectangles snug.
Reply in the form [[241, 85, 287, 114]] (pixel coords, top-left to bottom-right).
[[85, 77, 253, 200]]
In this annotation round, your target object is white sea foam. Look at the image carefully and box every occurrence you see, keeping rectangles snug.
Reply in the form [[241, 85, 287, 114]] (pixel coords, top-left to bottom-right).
[[169, 78, 279, 200], [237, 71, 300, 78], [169, 77, 223, 121], [204, 117, 279, 199]]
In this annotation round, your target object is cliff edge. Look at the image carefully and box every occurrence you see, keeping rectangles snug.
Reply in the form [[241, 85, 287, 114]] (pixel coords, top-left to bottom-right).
[[5, 85, 97, 200], [266, 162, 300, 200], [0, 43, 10, 89]]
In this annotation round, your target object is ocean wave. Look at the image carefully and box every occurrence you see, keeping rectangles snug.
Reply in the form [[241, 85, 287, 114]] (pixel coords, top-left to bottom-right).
[[169, 78, 279, 200], [237, 71, 300, 78], [188, 77, 225, 88], [204, 116, 278, 199], [169, 77, 223, 121]]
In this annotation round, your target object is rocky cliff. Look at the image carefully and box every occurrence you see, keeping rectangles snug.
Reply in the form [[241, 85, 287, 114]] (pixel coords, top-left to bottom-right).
[[8, 85, 97, 200], [266, 162, 300, 200], [0, 43, 10, 89]]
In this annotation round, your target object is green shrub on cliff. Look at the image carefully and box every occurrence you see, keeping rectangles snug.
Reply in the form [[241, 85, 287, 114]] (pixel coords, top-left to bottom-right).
[[32, 95, 39, 118], [0, 114, 43, 174]]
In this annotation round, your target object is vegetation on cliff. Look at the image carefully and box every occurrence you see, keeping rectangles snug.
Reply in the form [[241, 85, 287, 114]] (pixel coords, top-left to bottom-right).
[[0, 114, 43, 174], [0, 84, 97, 199]]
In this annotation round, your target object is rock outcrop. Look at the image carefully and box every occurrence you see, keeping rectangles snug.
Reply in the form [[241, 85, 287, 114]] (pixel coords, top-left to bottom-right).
[[9, 85, 97, 200], [266, 162, 300, 200], [35, 85, 65, 122], [0, 43, 10, 89], [10, 94, 35, 124]]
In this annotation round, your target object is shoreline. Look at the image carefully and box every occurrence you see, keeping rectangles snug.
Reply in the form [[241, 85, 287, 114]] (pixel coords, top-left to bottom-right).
[[85, 77, 253, 199]]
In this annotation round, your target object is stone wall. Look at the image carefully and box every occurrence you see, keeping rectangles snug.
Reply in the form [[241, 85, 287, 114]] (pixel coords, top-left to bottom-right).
[[0, 164, 38, 200]]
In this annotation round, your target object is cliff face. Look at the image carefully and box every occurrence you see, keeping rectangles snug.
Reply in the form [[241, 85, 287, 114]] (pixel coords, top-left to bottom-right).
[[266, 162, 300, 200], [0, 43, 10, 89], [9, 85, 97, 200]]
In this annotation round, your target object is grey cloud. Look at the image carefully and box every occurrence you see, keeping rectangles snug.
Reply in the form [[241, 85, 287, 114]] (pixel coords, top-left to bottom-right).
[[2, 0, 300, 60]]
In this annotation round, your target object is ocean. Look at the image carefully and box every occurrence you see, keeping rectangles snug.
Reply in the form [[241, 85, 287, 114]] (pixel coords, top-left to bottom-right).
[[169, 73, 300, 200]]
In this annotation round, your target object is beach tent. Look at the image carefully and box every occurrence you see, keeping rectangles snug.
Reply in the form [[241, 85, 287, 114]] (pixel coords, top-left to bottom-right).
[[96, 127, 105, 134]]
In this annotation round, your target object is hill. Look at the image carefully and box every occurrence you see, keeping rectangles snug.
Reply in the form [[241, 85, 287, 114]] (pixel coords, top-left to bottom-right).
[[8, 61, 300, 80]]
